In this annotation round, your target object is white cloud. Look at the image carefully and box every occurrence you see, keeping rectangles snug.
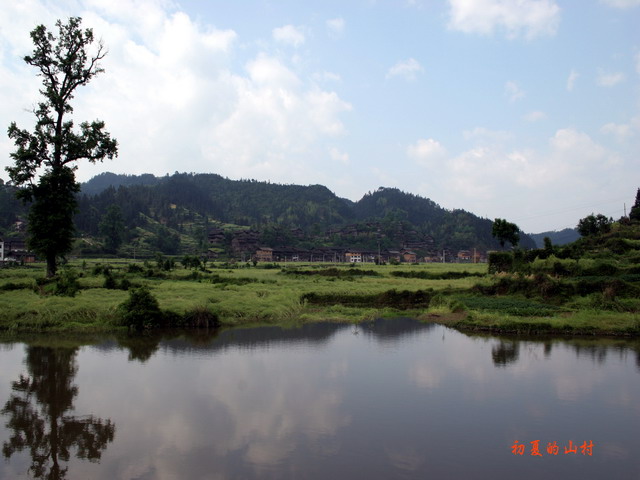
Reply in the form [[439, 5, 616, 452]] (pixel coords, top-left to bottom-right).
[[386, 58, 424, 81], [326, 17, 345, 37], [463, 127, 513, 144], [566, 69, 579, 91], [636, 52, 640, 75], [410, 127, 626, 231], [0, 1, 352, 187], [505, 81, 525, 102], [272, 25, 305, 47], [313, 71, 342, 83], [599, 0, 640, 8], [523, 111, 546, 122], [601, 122, 631, 140], [601, 117, 640, 141], [407, 138, 447, 164], [447, 0, 560, 39], [329, 147, 350, 164], [597, 70, 626, 87]]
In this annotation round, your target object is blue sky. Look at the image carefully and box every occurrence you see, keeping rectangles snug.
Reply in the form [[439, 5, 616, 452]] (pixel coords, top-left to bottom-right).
[[1, 0, 639, 233]]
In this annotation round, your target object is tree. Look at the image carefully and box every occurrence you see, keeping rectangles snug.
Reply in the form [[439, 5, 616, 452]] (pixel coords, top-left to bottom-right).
[[99, 204, 125, 253], [6, 18, 118, 277], [491, 218, 520, 249], [2, 346, 115, 478], [577, 213, 612, 237], [630, 188, 640, 222]]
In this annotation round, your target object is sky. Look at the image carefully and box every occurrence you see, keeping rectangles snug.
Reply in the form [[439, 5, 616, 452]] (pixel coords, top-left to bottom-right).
[[0, 0, 639, 233]]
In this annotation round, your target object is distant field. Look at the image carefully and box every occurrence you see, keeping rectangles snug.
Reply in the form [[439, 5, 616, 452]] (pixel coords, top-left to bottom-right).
[[1, 259, 638, 336]]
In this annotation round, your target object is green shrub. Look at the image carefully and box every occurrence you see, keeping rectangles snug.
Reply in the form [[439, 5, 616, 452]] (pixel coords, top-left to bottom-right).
[[457, 295, 560, 316], [118, 286, 163, 329], [301, 289, 433, 309], [35, 268, 81, 297], [127, 263, 144, 273], [391, 270, 483, 280], [488, 252, 513, 273], [103, 271, 118, 289]]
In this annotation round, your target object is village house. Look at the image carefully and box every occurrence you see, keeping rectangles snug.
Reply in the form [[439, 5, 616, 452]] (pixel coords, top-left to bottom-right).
[[401, 250, 418, 263], [254, 247, 273, 262], [457, 250, 472, 262], [0, 238, 35, 263]]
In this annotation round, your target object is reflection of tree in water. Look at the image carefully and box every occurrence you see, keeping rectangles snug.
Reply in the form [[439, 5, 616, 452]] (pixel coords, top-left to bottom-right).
[[491, 341, 519, 367], [1, 346, 115, 479], [116, 333, 161, 362]]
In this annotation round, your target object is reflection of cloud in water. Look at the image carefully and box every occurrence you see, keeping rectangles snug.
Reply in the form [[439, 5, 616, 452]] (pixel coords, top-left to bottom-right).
[[384, 444, 425, 472], [208, 354, 352, 468], [81, 340, 352, 479], [410, 363, 443, 389]]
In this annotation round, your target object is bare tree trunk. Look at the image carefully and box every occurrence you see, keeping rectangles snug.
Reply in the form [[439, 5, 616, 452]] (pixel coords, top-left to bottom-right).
[[46, 254, 57, 278]]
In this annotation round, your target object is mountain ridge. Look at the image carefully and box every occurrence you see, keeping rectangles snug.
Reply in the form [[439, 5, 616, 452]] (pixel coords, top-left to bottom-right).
[[76, 172, 536, 252]]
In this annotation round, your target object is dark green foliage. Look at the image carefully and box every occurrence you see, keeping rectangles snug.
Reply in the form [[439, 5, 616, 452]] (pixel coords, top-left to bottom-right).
[[588, 293, 639, 312], [103, 270, 117, 289], [474, 274, 572, 300], [181, 306, 220, 328], [34, 268, 81, 297], [283, 267, 379, 277], [181, 255, 202, 270], [153, 226, 180, 255], [390, 270, 484, 280], [99, 204, 125, 253], [0, 282, 32, 291], [430, 293, 466, 313], [127, 263, 144, 273], [577, 213, 612, 237], [488, 251, 514, 273], [0, 183, 27, 233], [629, 188, 640, 222], [23, 168, 79, 276], [92, 263, 111, 275], [155, 253, 175, 271], [301, 289, 433, 309], [6, 18, 117, 277], [118, 286, 163, 329], [491, 218, 520, 248], [209, 275, 256, 286], [259, 263, 281, 269], [75, 174, 537, 254], [457, 296, 560, 317]]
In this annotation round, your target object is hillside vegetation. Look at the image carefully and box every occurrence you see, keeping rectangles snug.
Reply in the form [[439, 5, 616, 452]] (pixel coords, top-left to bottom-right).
[[2, 172, 537, 257]]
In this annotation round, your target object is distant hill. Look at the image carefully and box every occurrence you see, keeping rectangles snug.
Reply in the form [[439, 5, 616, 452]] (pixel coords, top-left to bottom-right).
[[75, 172, 536, 252], [529, 228, 580, 248], [81, 172, 161, 196]]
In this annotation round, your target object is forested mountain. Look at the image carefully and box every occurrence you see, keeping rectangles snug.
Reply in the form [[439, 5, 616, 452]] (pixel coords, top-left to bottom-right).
[[2, 172, 536, 256], [528, 228, 580, 248]]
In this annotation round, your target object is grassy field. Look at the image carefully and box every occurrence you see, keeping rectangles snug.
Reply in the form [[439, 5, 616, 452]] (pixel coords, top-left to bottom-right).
[[0, 259, 638, 336]]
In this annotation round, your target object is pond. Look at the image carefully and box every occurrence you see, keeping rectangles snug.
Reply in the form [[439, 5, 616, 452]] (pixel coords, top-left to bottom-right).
[[1, 319, 639, 479]]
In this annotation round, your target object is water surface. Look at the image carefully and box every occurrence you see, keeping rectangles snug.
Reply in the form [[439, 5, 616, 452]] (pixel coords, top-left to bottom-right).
[[1, 319, 639, 479]]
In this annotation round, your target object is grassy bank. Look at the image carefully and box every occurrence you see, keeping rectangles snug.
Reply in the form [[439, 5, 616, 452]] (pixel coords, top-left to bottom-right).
[[0, 259, 639, 336]]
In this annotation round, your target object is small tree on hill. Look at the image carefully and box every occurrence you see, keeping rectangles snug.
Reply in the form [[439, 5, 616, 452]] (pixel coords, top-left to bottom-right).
[[6, 18, 118, 276], [630, 188, 640, 222], [577, 213, 612, 237], [491, 218, 520, 249]]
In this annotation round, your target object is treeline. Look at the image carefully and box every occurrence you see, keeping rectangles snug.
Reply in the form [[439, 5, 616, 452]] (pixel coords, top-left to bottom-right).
[[2, 172, 536, 254]]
